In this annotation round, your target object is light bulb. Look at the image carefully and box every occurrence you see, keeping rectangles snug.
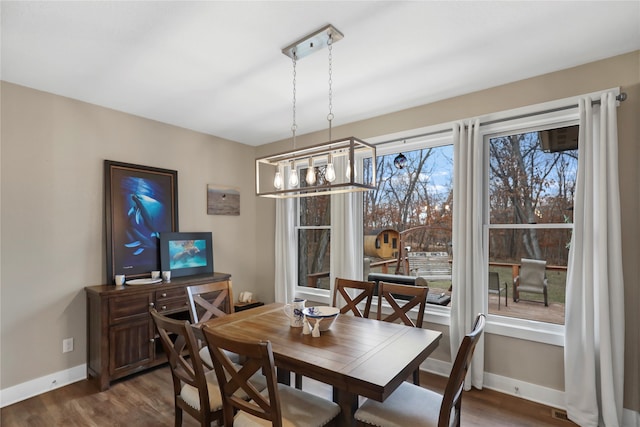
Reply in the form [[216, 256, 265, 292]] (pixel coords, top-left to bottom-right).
[[289, 162, 299, 187], [273, 170, 283, 190], [326, 163, 336, 183], [306, 158, 316, 185], [346, 162, 357, 180]]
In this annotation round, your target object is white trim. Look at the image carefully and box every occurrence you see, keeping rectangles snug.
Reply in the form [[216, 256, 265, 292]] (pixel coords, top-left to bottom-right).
[[483, 371, 565, 409], [422, 361, 566, 410], [0, 364, 86, 408], [486, 314, 565, 346], [623, 409, 640, 427]]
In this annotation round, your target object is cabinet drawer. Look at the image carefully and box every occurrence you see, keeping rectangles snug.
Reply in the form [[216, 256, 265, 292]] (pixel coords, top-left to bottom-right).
[[155, 298, 189, 314], [109, 294, 152, 323], [155, 287, 186, 302]]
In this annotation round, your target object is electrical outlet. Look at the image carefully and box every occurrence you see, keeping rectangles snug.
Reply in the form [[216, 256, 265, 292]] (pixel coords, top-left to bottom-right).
[[62, 338, 74, 353]]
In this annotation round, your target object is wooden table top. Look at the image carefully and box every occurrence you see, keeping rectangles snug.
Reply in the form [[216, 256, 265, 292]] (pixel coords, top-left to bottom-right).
[[199, 303, 442, 402]]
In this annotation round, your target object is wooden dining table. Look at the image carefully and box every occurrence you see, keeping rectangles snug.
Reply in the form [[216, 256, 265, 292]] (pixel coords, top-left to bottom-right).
[[197, 303, 442, 427]]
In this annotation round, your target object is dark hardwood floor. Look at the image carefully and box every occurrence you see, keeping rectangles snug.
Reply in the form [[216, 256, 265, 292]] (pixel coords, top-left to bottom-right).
[[1, 366, 577, 426]]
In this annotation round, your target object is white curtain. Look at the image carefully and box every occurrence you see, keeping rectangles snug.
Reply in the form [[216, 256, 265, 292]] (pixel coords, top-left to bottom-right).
[[564, 92, 625, 427], [274, 197, 297, 303], [330, 157, 364, 300], [450, 119, 485, 390], [331, 192, 363, 284]]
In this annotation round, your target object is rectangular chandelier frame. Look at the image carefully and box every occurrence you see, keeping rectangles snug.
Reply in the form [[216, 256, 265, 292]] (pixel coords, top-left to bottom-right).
[[255, 137, 377, 199]]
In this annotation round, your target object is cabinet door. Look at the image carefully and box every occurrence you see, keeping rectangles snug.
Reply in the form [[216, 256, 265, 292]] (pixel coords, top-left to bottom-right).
[[109, 318, 154, 378]]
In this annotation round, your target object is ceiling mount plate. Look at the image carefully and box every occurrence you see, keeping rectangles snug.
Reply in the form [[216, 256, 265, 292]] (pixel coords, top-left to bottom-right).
[[281, 24, 344, 60]]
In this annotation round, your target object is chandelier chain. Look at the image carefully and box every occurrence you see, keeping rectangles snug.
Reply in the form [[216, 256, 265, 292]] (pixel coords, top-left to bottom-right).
[[291, 53, 297, 149], [327, 35, 334, 142]]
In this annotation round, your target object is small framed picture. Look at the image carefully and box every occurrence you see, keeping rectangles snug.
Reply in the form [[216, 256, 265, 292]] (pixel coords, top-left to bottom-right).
[[207, 185, 240, 215]]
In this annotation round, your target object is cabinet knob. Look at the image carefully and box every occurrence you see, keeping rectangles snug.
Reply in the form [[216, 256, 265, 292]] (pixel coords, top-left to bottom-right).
[[161, 292, 167, 297], [161, 305, 167, 311], [149, 338, 155, 343], [149, 302, 155, 308]]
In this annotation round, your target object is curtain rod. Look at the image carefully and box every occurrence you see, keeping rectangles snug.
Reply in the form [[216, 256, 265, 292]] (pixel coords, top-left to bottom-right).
[[375, 92, 627, 147]]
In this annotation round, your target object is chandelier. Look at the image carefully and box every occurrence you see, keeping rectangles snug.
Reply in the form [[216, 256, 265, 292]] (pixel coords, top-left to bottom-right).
[[256, 25, 376, 198]]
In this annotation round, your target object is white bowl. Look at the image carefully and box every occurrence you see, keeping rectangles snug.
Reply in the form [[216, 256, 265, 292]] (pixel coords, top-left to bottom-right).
[[303, 306, 340, 331]]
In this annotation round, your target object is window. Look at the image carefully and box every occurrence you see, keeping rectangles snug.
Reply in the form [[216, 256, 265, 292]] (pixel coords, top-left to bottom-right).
[[486, 125, 577, 324], [297, 165, 331, 290], [364, 141, 454, 297]]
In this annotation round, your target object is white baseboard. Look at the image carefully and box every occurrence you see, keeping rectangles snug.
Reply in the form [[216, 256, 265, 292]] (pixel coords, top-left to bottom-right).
[[422, 359, 565, 409], [624, 408, 640, 427], [0, 364, 86, 408]]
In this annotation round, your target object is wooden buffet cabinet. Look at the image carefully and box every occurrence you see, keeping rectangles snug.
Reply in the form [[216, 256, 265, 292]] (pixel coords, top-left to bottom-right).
[[85, 272, 231, 391]]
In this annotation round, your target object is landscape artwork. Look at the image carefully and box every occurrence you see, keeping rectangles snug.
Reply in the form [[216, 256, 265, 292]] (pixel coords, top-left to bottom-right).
[[207, 184, 240, 215]]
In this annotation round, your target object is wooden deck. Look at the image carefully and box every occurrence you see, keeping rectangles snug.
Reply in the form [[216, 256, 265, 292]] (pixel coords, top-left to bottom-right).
[[428, 285, 565, 325]]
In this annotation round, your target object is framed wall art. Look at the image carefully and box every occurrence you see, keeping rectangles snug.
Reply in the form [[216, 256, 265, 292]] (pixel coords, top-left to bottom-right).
[[207, 184, 240, 215], [105, 160, 178, 283]]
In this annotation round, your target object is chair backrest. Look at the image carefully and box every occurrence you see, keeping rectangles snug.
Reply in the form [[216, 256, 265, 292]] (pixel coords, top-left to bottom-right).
[[203, 326, 282, 427], [438, 313, 486, 427], [186, 280, 234, 324], [150, 309, 216, 424], [520, 258, 546, 288], [377, 281, 428, 327], [332, 278, 375, 318], [488, 271, 500, 292]]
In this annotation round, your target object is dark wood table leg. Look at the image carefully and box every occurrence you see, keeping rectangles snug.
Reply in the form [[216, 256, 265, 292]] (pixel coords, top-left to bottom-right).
[[277, 367, 291, 386], [333, 386, 358, 427]]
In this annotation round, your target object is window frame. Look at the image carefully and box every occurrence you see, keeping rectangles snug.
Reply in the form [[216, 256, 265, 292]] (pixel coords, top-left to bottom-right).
[[480, 111, 580, 344], [293, 88, 615, 341]]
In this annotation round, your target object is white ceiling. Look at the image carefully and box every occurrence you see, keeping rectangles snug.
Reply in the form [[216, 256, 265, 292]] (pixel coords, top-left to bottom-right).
[[2, 1, 639, 147]]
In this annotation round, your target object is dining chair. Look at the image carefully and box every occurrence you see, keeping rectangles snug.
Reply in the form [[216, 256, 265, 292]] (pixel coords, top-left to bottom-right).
[[150, 308, 223, 427], [354, 313, 486, 427], [377, 281, 429, 385], [202, 325, 341, 427], [186, 281, 239, 368], [332, 277, 375, 318]]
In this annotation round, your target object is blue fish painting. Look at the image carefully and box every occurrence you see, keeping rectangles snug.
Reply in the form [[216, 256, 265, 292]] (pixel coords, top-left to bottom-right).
[[115, 174, 172, 272]]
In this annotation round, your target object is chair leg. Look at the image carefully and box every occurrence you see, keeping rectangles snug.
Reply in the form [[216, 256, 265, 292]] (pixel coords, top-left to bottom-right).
[[413, 368, 420, 385], [505, 284, 508, 307]]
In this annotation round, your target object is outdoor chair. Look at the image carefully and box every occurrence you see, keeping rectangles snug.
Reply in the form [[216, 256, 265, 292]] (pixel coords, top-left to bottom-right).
[[186, 281, 240, 369], [513, 258, 548, 306], [354, 313, 486, 427], [488, 271, 507, 309], [202, 325, 341, 427], [377, 281, 429, 385]]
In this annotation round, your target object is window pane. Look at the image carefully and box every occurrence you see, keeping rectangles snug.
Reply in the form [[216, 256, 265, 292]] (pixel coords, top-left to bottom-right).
[[363, 145, 453, 298], [298, 229, 330, 290], [489, 127, 577, 225], [487, 125, 576, 324], [299, 193, 330, 226], [488, 227, 568, 324]]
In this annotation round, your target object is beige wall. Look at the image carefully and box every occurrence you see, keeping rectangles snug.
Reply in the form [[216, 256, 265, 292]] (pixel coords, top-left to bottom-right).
[[1, 51, 638, 411], [257, 51, 640, 411], [0, 82, 261, 388]]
